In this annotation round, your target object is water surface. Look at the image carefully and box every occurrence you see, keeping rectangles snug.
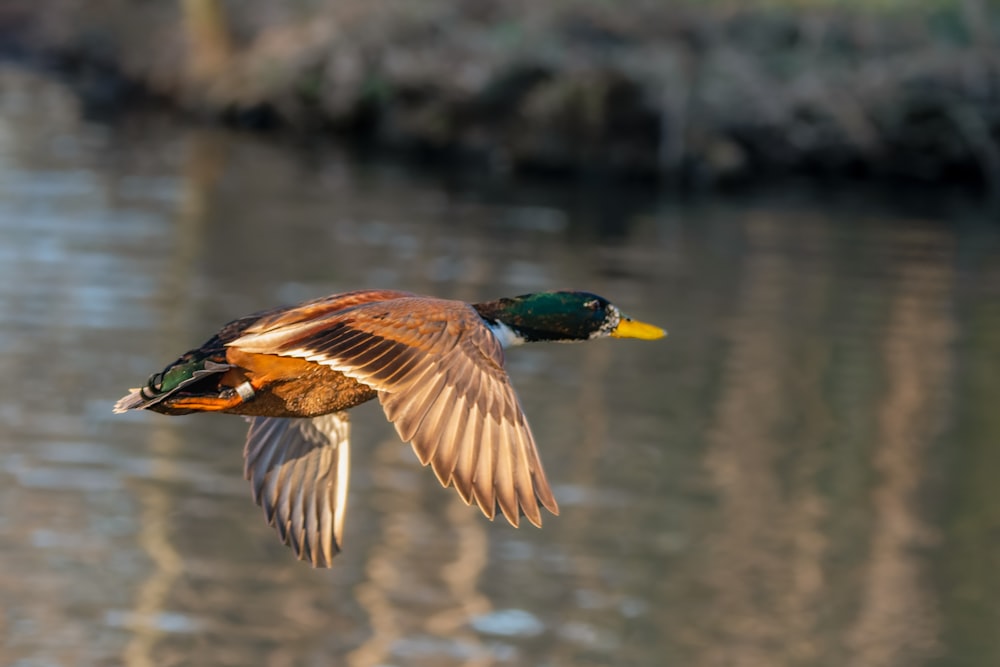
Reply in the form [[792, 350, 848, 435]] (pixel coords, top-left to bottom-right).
[[0, 65, 998, 667]]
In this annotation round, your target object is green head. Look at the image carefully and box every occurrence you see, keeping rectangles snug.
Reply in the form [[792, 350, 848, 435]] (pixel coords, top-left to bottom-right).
[[473, 291, 666, 346]]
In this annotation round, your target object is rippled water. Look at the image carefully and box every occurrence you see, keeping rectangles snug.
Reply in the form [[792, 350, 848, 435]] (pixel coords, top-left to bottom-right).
[[1, 64, 999, 667]]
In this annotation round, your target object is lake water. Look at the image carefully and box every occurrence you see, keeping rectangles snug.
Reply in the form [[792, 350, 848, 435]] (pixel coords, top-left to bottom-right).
[[1, 64, 998, 667]]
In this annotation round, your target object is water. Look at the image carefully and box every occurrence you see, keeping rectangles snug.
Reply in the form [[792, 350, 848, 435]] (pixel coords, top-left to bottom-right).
[[0, 64, 998, 667]]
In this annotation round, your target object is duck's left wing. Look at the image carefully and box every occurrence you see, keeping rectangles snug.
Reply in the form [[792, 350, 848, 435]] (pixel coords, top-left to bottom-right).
[[243, 413, 351, 567], [231, 297, 559, 529]]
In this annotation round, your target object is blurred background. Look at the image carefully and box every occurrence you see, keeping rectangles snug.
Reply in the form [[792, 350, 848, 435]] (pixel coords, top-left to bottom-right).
[[0, 2, 998, 666]]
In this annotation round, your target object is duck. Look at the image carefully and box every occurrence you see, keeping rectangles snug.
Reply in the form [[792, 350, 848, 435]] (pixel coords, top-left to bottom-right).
[[114, 289, 665, 566]]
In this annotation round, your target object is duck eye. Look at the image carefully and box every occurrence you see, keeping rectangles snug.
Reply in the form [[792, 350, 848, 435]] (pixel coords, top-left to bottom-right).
[[584, 299, 600, 311]]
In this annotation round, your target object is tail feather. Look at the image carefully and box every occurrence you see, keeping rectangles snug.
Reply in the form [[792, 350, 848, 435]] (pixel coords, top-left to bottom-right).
[[113, 388, 150, 414]]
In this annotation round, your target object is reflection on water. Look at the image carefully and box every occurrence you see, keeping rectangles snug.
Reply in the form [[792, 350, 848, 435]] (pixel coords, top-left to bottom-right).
[[1, 64, 999, 666]]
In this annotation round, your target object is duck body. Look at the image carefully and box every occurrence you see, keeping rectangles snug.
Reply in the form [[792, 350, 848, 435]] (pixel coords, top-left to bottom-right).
[[115, 289, 664, 566]]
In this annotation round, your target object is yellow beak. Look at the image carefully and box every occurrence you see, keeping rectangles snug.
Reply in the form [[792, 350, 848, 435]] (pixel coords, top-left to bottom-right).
[[611, 317, 667, 340]]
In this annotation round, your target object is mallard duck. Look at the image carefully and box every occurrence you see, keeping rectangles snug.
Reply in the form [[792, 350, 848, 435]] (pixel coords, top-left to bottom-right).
[[114, 289, 665, 566]]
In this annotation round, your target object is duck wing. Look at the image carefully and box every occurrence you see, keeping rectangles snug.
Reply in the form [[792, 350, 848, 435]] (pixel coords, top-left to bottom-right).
[[231, 296, 559, 528], [243, 413, 351, 567]]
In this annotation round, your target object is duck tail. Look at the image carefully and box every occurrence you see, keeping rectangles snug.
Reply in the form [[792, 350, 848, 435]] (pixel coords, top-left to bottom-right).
[[113, 388, 153, 413], [113, 358, 232, 414]]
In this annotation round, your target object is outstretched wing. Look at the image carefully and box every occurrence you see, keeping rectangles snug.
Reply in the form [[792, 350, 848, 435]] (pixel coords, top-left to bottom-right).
[[232, 296, 559, 528], [243, 413, 351, 567]]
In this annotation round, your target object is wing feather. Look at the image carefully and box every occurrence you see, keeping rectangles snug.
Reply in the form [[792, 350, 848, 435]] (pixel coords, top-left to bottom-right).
[[368, 346, 424, 384], [494, 425, 519, 526], [392, 371, 448, 445], [451, 419, 480, 506], [242, 413, 351, 567], [411, 383, 456, 465], [430, 394, 467, 486], [512, 426, 543, 527], [472, 415, 497, 519], [333, 336, 396, 367]]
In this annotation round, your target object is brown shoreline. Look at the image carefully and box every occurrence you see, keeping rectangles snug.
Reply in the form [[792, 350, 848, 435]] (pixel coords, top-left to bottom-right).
[[3, 1, 998, 190]]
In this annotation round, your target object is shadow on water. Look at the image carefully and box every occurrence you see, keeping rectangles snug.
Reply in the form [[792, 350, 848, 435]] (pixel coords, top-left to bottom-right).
[[0, 65, 999, 666]]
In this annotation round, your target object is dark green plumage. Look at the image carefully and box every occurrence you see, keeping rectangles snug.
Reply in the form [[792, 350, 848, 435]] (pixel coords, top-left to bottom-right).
[[157, 358, 206, 393], [472, 291, 617, 342]]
